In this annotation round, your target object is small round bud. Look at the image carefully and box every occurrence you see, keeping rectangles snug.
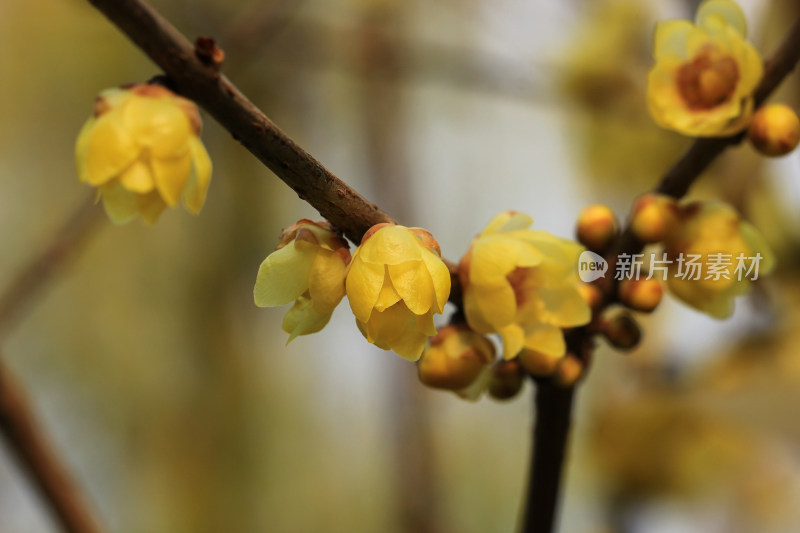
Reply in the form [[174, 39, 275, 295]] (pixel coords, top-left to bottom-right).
[[417, 325, 495, 391], [576, 204, 619, 252], [618, 278, 663, 313], [601, 311, 642, 351], [518, 349, 561, 376], [554, 354, 583, 387], [488, 359, 524, 401], [748, 104, 800, 157], [630, 194, 678, 244]]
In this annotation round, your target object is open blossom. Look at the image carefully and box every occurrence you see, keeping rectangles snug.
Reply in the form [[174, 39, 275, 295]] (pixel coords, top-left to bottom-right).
[[663, 201, 774, 318], [346, 224, 451, 361], [254, 220, 351, 340], [459, 212, 591, 360], [647, 0, 762, 136], [75, 84, 212, 224]]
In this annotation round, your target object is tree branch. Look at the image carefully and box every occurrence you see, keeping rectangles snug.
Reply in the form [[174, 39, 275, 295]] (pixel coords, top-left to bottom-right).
[[0, 358, 105, 533], [523, 16, 800, 533]]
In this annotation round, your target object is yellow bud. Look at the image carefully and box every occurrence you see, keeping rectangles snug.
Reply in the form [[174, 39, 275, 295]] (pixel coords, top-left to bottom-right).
[[554, 354, 583, 387], [576, 282, 603, 312], [618, 278, 663, 313], [576, 204, 619, 252], [748, 104, 800, 157], [601, 311, 641, 351], [417, 325, 495, 391], [630, 193, 678, 244], [488, 359, 525, 401], [518, 348, 562, 376]]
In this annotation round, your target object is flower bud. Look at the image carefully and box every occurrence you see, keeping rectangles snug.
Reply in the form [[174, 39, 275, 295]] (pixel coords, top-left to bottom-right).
[[748, 104, 800, 157], [576, 204, 619, 252], [576, 282, 603, 312], [618, 278, 663, 313], [554, 354, 583, 387], [601, 311, 641, 350], [630, 194, 678, 244], [518, 348, 561, 377], [488, 359, 525, 401], [417, 325, 495, 391]]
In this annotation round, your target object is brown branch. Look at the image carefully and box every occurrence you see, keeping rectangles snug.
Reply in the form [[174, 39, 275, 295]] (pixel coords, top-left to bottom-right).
[[0, 358, 106, 533], [86, 0, 395, 245], [0, 194, 104, 341], [523, 17, 800, 533]]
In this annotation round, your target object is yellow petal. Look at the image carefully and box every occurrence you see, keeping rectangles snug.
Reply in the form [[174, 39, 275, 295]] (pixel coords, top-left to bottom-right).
[[307, 249, 347, 314], [415, 312, 437, 337], [136, 191, 168, 224], [119, 160, 156, 193], [183, 137, 213, 214], [421, 249, 452, 313], [653, 20, 696, 60], [99, 182, 138, 224], [81, 112, 139, 186], [282, 295, 332, 342], [122, 95, 192, 157], [375, 273, 402, 312], [739, 221, 775, 275], [498, 323, 525, 360], [471, 282, 517, 330], [463, 287, 496, 334], [151, 153, 192, 206], [359, 226, 422, 265], [527, 286, 591, 327], [254, 243, 315, 307], [696, 0, 747, 36], [481, 211, 533, 235], [388, 260, 434, 315], [470, 235, 541, 285], [523, 324, 566, 358], [345, 259, 385, 322], [362, 302, 427, 360]]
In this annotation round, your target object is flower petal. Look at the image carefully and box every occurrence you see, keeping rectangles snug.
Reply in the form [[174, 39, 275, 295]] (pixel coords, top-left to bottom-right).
[[307, 249, 347, 314], [498, 323, 525, 359], [346, 259, 385, 322], [122, 95, 192, 157], [151, 153, 192, 206], [388, 260, 434, 315], [481, 211, 534, 235], [254, 242, 315, 307], [119, 160, 156, 193], [696, 0, 747, 36], [81, 113, 138, 186], [136, 190, 168, 224], [99, 182, 138, 224], [653, 20, 696, 60], [183, 137, 213, 214], [282, 295, 332, 342], [523, 324, 566, 357], [359, 226, 422, 265]]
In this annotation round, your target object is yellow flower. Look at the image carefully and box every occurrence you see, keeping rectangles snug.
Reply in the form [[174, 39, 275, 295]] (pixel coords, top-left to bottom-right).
[[254, 220, 351, 340], [663, 201, 774, 318], [346, 223, 451, 361], [647, 0, 762, 136], [417, 324, 495, 399], [75, 84, 212, 224], [459, 211, 591, 360]]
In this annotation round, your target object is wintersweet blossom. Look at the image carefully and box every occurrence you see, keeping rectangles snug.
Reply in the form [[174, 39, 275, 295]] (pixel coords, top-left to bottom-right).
[[346, 224, 451, 361], [459, 212, 591, 360], [75, 84, 212, 224], [254, 220, 351, 340], [647, 0, 762, 136], [663, 201, 774, 318]]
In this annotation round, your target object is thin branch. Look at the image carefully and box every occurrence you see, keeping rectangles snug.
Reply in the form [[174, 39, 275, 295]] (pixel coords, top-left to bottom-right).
[[0, 194, 104, 341], [86, 0, 395, 245], [523, 17, 800, 533], [0, 358, 105, 533]]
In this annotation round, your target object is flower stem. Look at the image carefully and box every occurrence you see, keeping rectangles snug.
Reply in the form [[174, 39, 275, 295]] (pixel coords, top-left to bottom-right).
[[520, 382, 576, 533]]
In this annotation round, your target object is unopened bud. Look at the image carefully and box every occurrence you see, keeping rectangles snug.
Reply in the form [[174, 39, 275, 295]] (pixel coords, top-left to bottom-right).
[[554, 354, 583, 387], [576, 204, 619, 252], [576, 282, 603, 312], [518, 349, 561, 376], [630, 194, 678, 244], [618, 278, 663, 313], [488, 359, 524, 400], [601, 311, 641, 350], [417, 325, 494, 391], [748, 104, 800, 157]]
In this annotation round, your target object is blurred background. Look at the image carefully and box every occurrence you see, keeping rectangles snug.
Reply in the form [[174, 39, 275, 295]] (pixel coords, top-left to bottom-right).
[[1, 0, 800, 532]]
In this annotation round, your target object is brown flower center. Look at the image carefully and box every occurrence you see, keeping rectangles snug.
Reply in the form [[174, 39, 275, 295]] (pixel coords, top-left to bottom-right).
[[676, 52, 739, 110]]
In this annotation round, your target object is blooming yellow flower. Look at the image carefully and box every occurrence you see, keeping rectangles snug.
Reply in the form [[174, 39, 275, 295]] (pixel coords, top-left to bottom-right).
[[254, 220, 351, 340], [647, 0, 762, 136], [459, 211, 591, 360], [346, 223, 451, 361], [663, 201, 774, 318], [75, 84, 212, 224]]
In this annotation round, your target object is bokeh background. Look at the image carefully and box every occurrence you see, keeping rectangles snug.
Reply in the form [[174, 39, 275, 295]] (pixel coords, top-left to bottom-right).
[[2, 0, 800, 532]]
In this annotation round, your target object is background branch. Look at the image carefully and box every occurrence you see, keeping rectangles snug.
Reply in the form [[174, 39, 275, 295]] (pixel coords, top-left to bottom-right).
[[0, 358, 105, 533]]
